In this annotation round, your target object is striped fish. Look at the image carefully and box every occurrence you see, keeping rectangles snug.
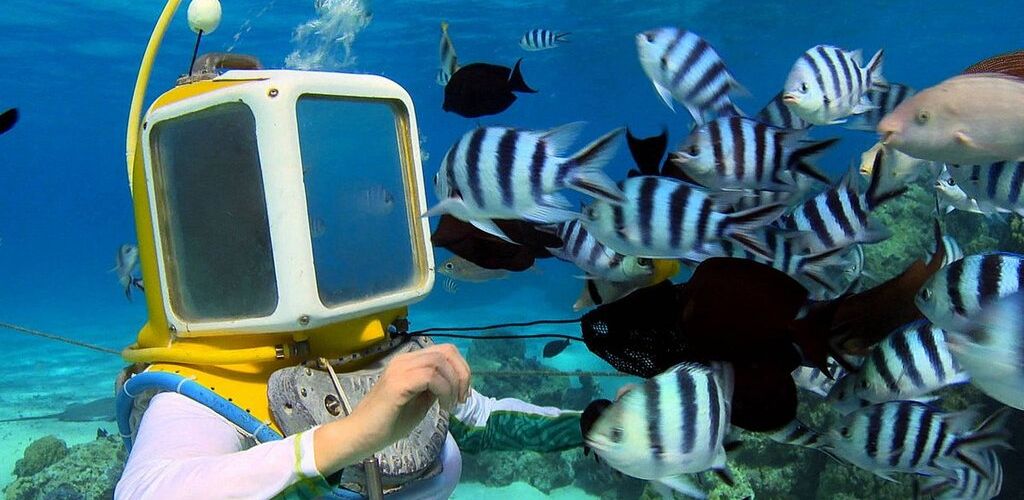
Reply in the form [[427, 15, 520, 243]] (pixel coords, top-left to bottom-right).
[[783, 45, 887, 125], [824, 401, 1011, 481], [573, 278, 642, 311], [427, 123, 625, 242], [844, 83, 915, 131], [946, 161, 1024, 217], [860, 142, 940, 185], [917, 252, 1024, 334], [769, 419, 840, 462], [581, 175, 786, 259], [756, 91, 812, 130], [519, 29, 570, 51], [827, 321, 969, 415], [803, 244, 866, 300], [792, 359, 846, 398], [936, 167, 998, 216], [668, 116, 837, 191], [718, 229, 846, 294], [927, 235, 965, 268], [636, 27, 744, 125], [769, 418, 825, 449], [437, 21, 459, 86], [922, 449, 1003, 500], [779, 149, 907, 252], [943, 291, 1024, 410], [585, 362, 734, 498], [549, 219, 654, 282], [729, 172, 819, 213]]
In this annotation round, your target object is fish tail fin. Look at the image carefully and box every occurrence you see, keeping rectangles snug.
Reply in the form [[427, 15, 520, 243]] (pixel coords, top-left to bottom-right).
[[555, 32, 571, 43], [508, 58, 537, 93], [626, 126, 669, 176], [951, 407, 1014, 479], [565, 128, 626, 203], [866, 49, 887, 89], [865, 147, 908, 210], [789, 137, 839, 184], [720, 203, 787, 243]]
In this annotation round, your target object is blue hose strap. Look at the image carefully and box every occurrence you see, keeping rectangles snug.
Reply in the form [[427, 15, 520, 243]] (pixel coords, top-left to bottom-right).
[[115, 371, 368, 499], [116, 371, 283, 450]]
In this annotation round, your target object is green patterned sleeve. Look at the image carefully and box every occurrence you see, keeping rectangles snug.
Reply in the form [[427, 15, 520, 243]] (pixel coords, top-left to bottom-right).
[[449, 392, 583, 454]]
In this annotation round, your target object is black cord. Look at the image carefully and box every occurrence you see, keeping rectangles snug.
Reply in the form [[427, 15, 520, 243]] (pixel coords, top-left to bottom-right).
[[401, 331, 583, 341], [188, 30, 204, 76], [407, 318, 581, 335]]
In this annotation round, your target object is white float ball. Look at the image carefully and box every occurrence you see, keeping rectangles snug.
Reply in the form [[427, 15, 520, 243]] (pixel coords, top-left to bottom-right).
[[187, 0, 222, 34]]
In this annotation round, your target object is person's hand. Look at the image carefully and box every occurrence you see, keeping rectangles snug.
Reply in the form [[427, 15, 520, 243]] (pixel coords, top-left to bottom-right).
[[314, 344, 471, 475], [352, 344, 471, 445]]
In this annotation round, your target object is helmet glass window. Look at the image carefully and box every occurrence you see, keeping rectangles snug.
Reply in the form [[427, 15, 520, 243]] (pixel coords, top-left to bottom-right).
[[297, 95, 420, 307], [150, 101, 278, 322]]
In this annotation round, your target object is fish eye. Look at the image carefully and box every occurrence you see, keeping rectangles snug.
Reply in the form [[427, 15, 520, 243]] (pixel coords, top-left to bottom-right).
[[636, 257, 652, 267], [644, 32, 655, 43], [858, 379, 869, 389], [839, 427, 851, 439], [444, 262, 454, 270], [610, 426, 623, 442], [916, 110, 930, 125], [920, 288, 932, 302], [688, 144, 700, 156], [800, 82, 808, 93]]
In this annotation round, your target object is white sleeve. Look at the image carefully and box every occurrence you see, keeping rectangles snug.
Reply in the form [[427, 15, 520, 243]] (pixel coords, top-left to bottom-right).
[[115, 392, 322, 500], [452, 388, 575, 427]]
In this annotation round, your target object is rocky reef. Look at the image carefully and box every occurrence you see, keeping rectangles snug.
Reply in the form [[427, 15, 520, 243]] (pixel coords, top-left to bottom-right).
[[4, 432, 124, 500]]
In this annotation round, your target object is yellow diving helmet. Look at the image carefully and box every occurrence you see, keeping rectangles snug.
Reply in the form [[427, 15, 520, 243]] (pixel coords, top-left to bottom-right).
[[118, 0, 435, 436]]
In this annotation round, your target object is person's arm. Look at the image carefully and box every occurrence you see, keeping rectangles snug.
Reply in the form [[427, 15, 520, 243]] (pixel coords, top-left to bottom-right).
[[116, 391, 326, 499], [449, 389, 583, 454], [116, 344, 470, 499]]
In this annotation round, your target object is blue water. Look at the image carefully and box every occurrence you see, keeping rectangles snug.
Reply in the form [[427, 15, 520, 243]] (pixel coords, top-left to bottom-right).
[[1, 0, 1023, 497]]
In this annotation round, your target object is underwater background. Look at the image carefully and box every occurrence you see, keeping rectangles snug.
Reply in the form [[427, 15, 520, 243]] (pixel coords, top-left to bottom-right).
[[2, 0, 1024, 498]]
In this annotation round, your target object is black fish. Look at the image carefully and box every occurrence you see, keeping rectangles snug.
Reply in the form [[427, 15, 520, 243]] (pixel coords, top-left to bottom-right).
[[580, 398, 613, 460], [431, 214, 559, 272], [579, 258, 837, 431], [443, 59, 536, 118], [625, 127, 669, 177], [542, 339, 571, 358], [823, 220, 947, 360], [0, 108, 17, 135]]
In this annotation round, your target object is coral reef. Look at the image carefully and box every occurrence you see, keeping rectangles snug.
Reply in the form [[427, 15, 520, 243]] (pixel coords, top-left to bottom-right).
[[11, 436, 68, 478], [4, 434, 124, 500]]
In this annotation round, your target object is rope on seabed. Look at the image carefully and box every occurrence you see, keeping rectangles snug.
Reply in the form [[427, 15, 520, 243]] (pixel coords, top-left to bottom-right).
[[0, 321, 121, 355], [0, 317, 593, 361]]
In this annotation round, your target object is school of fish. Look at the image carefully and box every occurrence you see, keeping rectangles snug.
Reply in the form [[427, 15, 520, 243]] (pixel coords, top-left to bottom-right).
[[424, 23, 1024, 499]]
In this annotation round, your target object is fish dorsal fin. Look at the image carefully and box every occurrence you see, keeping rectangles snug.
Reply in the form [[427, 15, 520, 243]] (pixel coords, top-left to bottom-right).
[[849, 49, 864, 66], [508, 58, 537, 93], [839, 162, 860, 192], [540, 121, 587, 156]]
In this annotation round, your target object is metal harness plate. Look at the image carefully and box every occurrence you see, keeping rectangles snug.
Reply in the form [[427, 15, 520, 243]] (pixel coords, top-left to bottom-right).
[[268, 336, 449, 494]]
